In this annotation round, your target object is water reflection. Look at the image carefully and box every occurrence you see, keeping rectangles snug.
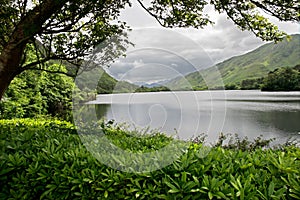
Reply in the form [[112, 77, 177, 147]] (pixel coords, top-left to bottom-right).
[[95, 104, 111, 120], [253, 109, 300, 134]]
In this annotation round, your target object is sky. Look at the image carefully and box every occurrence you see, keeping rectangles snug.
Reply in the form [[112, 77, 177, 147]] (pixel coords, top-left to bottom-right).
[[103, 1, 299, 85]]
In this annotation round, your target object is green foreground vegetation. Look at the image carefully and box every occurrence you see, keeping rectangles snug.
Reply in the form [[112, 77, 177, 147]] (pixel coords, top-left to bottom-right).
[[1, 118, 299, 199]]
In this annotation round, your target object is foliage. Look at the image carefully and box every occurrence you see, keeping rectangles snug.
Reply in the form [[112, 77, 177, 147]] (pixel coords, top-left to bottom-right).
[[1, 0, 296, 58], [0, 0, 131, 68], [225, 84, 239, 90], [0, 71, 45, 119], [240, 78, 264, 90], [135, 85, 171, 93], [1, 118, 300, 199], [167, 34, 300, 90], [213, 133, 275, 151], [261, 66, 300, 91], [97, 73, 138, 94], [137, 0, 298, 41], [0, 64, 74, 120], [238, 64, 300, 91]]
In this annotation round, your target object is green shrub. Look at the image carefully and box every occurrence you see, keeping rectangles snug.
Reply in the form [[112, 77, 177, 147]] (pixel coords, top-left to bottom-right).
[[0, 64, 74, 121], [261, 67, 300, 91], [225, 84, 239, 90], [0, 119, 299, 199], [240, 78, 263, 90]]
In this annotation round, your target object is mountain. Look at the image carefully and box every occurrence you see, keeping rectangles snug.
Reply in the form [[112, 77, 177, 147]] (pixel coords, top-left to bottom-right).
[[76, 66, 138, 94], [166, 34, 300, 90], [97, 69, 139, 94]]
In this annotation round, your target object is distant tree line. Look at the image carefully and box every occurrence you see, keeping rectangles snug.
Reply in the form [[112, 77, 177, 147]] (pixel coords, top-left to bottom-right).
[[261, 65, 300, 91], [135, 85, 171, 93], [224, 64, 300, 91]]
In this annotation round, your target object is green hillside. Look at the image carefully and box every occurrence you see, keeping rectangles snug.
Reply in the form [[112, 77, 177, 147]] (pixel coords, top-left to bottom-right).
[[76, 66, 138, 94], [167, 34, 300, 90], [97, 69, 138, 94], [78, 66, 175, 94]]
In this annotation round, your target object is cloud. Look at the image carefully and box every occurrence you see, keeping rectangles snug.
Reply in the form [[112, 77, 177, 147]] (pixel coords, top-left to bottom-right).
[[106, 40, 205, 83], [116, 2, 299, 83], [119, 64, 182, 83], [103, 28, 216, 83]]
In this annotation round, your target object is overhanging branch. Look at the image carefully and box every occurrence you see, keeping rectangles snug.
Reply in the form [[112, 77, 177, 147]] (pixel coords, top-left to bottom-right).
[[26, 67, 76, 77], [136, 0, 165, 27], [250, 0, 299, 21]]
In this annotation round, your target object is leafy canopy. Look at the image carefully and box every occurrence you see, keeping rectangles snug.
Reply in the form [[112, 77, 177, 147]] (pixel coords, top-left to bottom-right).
[[0, 0, 131, 75]]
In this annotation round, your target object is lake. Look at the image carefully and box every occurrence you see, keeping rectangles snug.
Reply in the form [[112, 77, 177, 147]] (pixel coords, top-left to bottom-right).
[[87, 90, 300, 145]]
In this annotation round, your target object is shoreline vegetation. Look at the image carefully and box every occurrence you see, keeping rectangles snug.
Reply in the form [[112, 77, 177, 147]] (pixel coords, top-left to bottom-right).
[[0, 118, 299, 199], [131, 65, 300, 93]]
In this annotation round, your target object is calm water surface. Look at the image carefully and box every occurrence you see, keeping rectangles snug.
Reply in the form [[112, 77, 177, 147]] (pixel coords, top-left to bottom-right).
[[88, 90, 300, 144]]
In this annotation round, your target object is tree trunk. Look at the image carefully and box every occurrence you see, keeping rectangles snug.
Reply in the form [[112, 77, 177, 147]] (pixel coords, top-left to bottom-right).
[[0, 0, 68, 100], [0, 43, 25, 100], [0, 72, 16, 101]]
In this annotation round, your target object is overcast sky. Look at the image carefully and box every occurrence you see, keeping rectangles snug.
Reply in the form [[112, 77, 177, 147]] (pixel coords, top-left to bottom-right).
[[104, 1, 299, 84]]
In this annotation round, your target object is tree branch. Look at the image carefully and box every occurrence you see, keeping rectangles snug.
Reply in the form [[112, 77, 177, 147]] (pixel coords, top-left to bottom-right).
[[250, 0, 298, 21], [9, 0, 68, 48], [33, 39, 44, 70], [170, 0, 180, 23], [21, 53, 82, 72], [42, 21, 88, 34], [136, 0, 165, 27], [20, 57, 52, 72], [26, 67, 76, 77], [20, 0, 28, 19]]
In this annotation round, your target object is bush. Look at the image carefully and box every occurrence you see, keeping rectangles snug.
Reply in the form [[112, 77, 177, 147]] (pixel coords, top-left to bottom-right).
[[225, 84, 239, 90], [240, 78, 263, 90], [0, 64, 74, 121], [0, 119, 300, 199], [261, 67, 300, 91]]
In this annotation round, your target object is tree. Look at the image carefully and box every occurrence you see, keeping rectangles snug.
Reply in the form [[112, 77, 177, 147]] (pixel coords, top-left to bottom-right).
[[261, 67, 300, 91], [240, 78, 264, 90], [0, 0, 299, 100]]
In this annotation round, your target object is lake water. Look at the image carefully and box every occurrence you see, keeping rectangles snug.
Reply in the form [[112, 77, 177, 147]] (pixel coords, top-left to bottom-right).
[[88, 90, 300, 144]]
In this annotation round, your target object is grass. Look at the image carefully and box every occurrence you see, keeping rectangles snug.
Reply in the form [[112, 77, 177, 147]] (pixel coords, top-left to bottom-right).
[[0, 118, 299, 199]]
